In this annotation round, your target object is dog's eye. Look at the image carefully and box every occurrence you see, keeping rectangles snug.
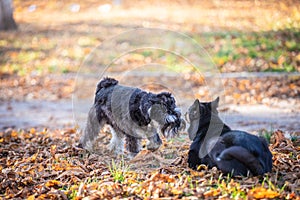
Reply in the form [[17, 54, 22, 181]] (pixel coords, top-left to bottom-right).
[[192, 110, 197, 116], [188, 109, 199, 120]]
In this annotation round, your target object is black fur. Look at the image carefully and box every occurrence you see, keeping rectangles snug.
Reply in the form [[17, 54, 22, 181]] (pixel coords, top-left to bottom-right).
[[128, 89, 151, 126], [79, 77, 182, 155], [96, 77, 118, 94], [187, 97, 273, 176], [94, 79, 180, 134]]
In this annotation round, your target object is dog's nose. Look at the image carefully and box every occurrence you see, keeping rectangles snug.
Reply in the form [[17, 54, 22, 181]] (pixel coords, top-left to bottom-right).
[[174, 107, 181, 114], [166, 115, 177, 123]]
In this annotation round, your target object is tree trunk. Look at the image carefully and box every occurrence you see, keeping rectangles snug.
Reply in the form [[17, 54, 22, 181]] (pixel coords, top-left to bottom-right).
[[0, 0, 17, 31]]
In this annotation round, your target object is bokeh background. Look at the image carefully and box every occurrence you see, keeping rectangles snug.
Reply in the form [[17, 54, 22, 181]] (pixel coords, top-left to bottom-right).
[[1, 0, 299, 131]]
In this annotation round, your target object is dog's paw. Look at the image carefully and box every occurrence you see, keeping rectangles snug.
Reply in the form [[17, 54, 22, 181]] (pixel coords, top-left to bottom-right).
[[109, 142, 124, 155], [146, 142, 161, 151], [146, 134, 162, 151], [80, 140, 95, 152], [77, 143, 84, 149]]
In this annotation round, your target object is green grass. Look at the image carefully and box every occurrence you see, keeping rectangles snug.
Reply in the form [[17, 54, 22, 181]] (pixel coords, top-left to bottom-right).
[[261, 175, 286, 193], [208, 174, 247, 199], [258, 129, 273, 144], [1, 27, 299, 76], [108, 158, 130, 183], [194, 29, 300, 72]]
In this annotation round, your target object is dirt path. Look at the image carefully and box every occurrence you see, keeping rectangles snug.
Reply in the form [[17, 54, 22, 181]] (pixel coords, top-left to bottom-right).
[[0, 100, 73, 130], [1, 98, 299, 133], [1, 71, 299, 132]]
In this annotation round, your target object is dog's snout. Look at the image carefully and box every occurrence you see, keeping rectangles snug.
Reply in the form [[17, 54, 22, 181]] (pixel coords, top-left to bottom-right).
[[166, 115, 177, 123], [174, 107, 181, 115]]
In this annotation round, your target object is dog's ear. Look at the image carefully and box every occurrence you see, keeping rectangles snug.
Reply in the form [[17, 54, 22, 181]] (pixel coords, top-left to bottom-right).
[[157, 92, 174, 103], [187, 99, 200, 140], [157, 92, 172, 98], [149, 95, 160, 104], [189, 99, 200, 119], [211, 97, 219, 112]]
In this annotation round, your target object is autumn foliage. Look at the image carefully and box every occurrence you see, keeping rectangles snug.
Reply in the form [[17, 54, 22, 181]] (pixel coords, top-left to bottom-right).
[[0, 128, 299, 199]]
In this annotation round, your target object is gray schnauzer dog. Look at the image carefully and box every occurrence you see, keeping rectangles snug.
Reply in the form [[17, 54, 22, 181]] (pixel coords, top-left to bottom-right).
[[79, 77, 183, 156]]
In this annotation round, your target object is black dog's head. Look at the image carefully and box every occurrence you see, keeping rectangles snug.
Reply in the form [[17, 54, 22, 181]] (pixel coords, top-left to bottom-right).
[[149, 92, 182, 138], [186, 97, 219, 140]]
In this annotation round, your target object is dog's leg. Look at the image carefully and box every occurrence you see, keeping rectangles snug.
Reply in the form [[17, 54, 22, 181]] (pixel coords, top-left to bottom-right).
[[79, 105, 104, 152], [146, 133, 162, 151], [108, 126, 125, 155], [125, 135, 141, 157]]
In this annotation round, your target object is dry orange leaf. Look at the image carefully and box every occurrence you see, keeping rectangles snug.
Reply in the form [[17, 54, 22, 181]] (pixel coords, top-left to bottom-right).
[[190, 170, 204, 177], [296, 53, 300, 61], [50, 145, 57, 157], [27, 195, 35, 200], [233, 93, 241, 99], [38, 165, 44, 172], [249, 187, 280, 199], [196, 164, 208, 171], [204, 188, 221, 197], [52, 164, 65, 171], [277, 55, 286, 65], [22, 132, 32, 139], [87, 182, 99, 190], [30, 153, 38, 162], [45, 180, 61, 188], [290, 83, 297, 90], [11, 130, 18, 138], [30, 128, 36, 134], [171, 188, 183, 195]]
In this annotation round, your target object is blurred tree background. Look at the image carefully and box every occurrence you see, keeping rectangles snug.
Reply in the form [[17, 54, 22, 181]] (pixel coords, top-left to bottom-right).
[[1, 0, 299, 76], [0, 0, 299, 127], [0, 0, 17, 30]]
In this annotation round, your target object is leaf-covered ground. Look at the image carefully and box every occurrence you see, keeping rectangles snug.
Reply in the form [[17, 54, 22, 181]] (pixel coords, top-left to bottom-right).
[[0, 128, 299, 199]]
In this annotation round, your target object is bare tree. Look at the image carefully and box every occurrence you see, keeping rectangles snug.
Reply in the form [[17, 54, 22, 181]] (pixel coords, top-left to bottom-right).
[[0, 0, 17, 31]]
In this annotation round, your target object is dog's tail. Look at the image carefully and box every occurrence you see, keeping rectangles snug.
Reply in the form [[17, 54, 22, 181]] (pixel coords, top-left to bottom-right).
[[78, 105, 101, 152], [96, 77, 118, 93]]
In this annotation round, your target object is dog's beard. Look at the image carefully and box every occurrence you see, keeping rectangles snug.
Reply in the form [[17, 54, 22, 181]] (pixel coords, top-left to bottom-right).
[[149, 104, 181, 138], [161, 118, 181, 138], [160, 109, 182, 138]]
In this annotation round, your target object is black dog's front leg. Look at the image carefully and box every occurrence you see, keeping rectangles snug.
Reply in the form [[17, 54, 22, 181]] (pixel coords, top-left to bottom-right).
[[188, 135, 220, 170], [188, 150, 202, 169], [188, 135, 203, 169]]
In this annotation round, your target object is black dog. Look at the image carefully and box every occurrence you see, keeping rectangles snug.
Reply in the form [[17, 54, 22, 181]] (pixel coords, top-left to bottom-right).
[[187, 97, 272, 176], [79, 77, 183, 156]]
